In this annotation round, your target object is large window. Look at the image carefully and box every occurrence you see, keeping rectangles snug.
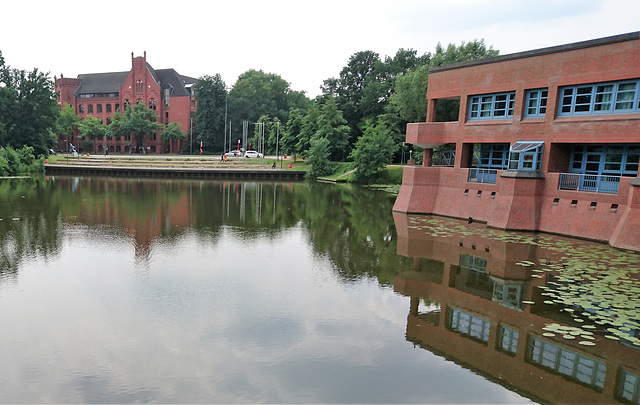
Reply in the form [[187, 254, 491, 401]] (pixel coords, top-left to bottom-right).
[[558, 79, 640, 116], [508, 141, 544, 171], [619, 369, 640, 404], [525, 89, 548, 118], [468, 92, 516, 120], [570, 144, 640, 176], [448, 307, 491, 343], [527, 337, 606, 390], [476, 143, 510, 170]]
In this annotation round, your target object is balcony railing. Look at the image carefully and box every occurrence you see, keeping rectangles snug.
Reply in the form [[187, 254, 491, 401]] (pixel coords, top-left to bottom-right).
[[468, 168, 497, 184], [558, 173, 621, 194]]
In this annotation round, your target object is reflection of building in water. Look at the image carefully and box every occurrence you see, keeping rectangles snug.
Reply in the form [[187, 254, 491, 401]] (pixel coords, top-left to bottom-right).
[[393, 212, 640, 404]]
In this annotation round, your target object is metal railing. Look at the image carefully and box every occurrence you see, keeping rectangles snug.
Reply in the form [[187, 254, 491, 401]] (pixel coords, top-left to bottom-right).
[[558, 173, 621, 194], [468, 168, 497, 184]]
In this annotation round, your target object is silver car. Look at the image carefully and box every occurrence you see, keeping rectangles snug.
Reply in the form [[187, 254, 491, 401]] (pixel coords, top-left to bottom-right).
[[244, 151, 263, 158]]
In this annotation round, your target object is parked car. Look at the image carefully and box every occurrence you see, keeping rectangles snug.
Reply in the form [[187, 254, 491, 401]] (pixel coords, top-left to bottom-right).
[[244, 150, 263, 158], [225, 150, 240, 158]]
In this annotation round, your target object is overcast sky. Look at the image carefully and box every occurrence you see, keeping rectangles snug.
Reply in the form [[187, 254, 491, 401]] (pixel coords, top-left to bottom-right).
[[1, 0, 638, 98]]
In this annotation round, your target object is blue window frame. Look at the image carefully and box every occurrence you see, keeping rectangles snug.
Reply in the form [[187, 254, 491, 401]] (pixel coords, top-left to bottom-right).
[[524, 89, 548, 118], [570, 144, 640, 176], [527, 337, 606, 390], [497, 325, 519, 355], [618, 369, 640, 404], [448, 307, 491, 343], [508, 141, 544, 171], [559, 79, 640, 116], [468, 92, 515, 120], [476, 143, 510, 170]]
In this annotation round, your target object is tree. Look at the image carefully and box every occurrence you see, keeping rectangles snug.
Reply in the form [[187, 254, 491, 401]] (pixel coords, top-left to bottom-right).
[[349, 118, 398, 182], [296, 102, 320, 156], [194, 74, 227, 153], [388, 64, 430, 123], [56, 103, 80, 143], [315, 96, 350, 161], [306, 136, 334, 179], [161, 122, 185, 154], [0, 51, 58, 156], [281, 107, 304, 157], [430, 39, 499, 68], [119, 103, 162, 153], [77, 115, 108, 153], [228, 69, 309, 145]]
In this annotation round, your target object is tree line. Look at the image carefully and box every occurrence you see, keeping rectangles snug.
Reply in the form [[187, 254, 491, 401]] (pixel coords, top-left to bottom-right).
[[0, 40, 498, 178]]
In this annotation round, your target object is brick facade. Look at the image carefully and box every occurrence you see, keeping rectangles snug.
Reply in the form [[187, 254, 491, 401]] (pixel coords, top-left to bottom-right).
[[55, 52, 196, 154], [393, 32, 640, 251]]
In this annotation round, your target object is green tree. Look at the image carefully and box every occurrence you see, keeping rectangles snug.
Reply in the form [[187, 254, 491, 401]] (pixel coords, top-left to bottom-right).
[[430, 39, 499, 67], [306, 136, 335, 179], [77, 115, 108, 153], [229, 69, 309, 145], [281, 107, 304, 157], [296, 102, 320, 156], [194, 74, 227, 153], [389, 64, 430, 123], [350, 118, 398, 182], [0, 51, 58, 156], [56, 103, 80, 148], [161, 122, 185, 154], [119, 103, 162, 152], [315, 96, 350, 161]]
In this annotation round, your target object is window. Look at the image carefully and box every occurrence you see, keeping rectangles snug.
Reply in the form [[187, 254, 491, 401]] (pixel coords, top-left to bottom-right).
[[149, 99, 157, 110], [468, 92, 516, 120], [164, 88, 172, 108], [559, 80, 640, 116], [106, 104, 112, 113], [79, 105, 85, 113], [570, 144, 640, 176], [527, 337, 606, 390], [97, 104, 102, 113], [87, 104, 93, 114], [476, 143, 509, 169], [136, 80, 143, 93], [448, 307, 491, 343], [497, 325, 519, 355], [525, 89, 548, 118], [508, 141, 544, 171], [618, 369, 640, 404]]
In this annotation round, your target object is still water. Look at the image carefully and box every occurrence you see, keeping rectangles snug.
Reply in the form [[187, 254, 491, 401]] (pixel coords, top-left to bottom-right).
[[0, 175, 638, 403]]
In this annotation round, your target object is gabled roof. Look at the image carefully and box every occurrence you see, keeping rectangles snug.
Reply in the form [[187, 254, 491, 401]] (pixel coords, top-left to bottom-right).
[[75, 72, 129, 95], [73, 64, 197, 97], [155, 69, 197, 97]]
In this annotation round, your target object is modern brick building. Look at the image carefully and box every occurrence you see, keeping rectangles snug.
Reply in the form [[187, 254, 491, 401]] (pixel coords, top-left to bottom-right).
[[393, 32, 640, 251], [55, 52, 196, 154]]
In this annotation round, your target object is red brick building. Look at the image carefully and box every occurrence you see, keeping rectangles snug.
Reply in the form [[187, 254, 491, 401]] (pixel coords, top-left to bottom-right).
[[55, 52, 196, 154], [393, 32, 640, 251]]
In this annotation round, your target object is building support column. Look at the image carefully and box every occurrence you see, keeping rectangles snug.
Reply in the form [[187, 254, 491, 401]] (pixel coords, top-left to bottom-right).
[[610, 178, 640, 251]]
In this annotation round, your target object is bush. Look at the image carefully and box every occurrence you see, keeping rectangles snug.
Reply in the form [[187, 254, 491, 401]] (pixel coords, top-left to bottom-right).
[[0, 156, 9, 176], [0, 146, 19, 176], [350, 118, 398, 182], [306, 136, 335, 179]]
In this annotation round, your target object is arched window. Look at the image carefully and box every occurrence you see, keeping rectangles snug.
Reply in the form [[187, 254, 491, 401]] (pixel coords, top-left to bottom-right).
[[136, 80, 143, 93], [149, 98, 157, 110]]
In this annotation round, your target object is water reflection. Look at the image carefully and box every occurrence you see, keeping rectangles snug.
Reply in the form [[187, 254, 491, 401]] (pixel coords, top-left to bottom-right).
[[393, 212, 640, 404]]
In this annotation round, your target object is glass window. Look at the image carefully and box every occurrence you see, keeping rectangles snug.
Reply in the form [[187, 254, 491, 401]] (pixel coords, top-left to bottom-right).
[[106, 104, 112, 113], [527, 337, 606, 390], [96, 104, 102, 113], [618, 369, 640, 404], [468, 92, 516, 120], [559, 80, 640, 116], [508, 141, 544, 171], [87, 104, 93, 114], [497, 325, 519, 355], [570, 144, 640, 176], [525, 89, 548, 118], [448, 307, 491, 343]]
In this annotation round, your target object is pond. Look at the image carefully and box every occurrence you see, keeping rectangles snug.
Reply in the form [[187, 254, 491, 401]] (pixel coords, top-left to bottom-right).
[[0, 175, 638, 404]]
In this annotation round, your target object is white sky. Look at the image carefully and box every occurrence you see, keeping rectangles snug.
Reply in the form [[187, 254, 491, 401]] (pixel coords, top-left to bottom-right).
[[1, 0, 638, 98]]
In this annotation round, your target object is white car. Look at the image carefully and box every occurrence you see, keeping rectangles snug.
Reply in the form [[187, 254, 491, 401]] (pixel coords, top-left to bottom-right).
[[225, 150, 240, 158], [244, 150, 263, 158]]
